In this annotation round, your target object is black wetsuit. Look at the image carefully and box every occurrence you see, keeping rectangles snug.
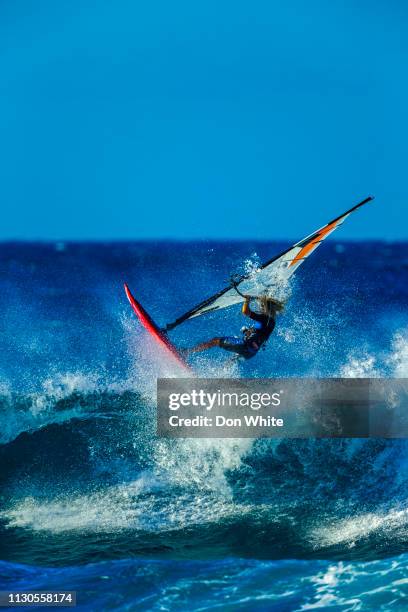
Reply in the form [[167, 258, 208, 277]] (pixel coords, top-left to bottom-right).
[[219, 310, 276, 359]]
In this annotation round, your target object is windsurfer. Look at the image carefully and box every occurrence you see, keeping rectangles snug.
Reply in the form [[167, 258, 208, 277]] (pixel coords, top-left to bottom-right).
[[185, 296, 284, 359]]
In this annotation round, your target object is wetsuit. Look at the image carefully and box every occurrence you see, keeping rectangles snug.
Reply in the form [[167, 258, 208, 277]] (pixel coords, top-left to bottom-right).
[[219, 308, 276, 359]]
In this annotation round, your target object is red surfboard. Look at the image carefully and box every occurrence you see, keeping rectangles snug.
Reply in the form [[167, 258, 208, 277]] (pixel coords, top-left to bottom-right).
[[124, 283, 192, 372]]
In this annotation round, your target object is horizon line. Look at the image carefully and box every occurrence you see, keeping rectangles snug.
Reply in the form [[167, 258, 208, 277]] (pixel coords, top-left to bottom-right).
[[0, 236, 405, 244]]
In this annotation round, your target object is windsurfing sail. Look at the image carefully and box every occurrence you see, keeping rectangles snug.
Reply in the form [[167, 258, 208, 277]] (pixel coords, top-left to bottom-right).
[[166, 196, 374, 331]]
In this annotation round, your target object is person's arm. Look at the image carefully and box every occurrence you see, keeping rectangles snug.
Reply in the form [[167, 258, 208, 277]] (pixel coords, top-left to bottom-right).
[[242, 296, 251, 317], [242, 297, 271, 324], [248, 309, 265, 323]]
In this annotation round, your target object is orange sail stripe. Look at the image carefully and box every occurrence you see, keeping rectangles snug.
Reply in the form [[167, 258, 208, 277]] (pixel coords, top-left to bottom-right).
[[289, 218, 341, 266]]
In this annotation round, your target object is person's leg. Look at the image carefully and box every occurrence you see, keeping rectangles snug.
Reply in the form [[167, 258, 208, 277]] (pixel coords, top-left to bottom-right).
[[186, 337, 222, 354], [185, 336, 256, 359], [219, 337, 252, 357]]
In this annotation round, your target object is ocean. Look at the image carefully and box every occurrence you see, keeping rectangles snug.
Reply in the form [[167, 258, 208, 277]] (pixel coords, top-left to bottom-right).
[[0, 240, 407, 610]]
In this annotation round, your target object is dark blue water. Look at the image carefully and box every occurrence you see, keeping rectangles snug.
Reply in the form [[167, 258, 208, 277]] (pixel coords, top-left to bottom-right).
[[0, 241, 407, 610]]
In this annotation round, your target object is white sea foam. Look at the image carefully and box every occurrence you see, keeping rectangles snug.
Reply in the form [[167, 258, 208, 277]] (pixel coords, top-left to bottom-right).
[[2, 477, 252, 534], [387, 330, 408, 377], [0, 368, 139, 445], [340, 354, 379, 378], [309, 508, 408, 549], [301, 562, 363, 610], [340, 328, 408, 378]]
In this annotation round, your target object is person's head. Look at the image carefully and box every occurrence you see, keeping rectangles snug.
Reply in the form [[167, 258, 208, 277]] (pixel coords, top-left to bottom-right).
[[258, 295, 284, 316]]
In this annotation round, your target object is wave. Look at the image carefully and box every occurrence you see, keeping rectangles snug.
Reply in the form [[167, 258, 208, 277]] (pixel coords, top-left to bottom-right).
[[2, 324, 407, 446], [1, 406, 407, 566], [0, 244, 407, 571]]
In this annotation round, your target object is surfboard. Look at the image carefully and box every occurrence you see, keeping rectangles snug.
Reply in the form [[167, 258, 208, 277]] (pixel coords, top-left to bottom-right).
[[124, 283, 192, 373]]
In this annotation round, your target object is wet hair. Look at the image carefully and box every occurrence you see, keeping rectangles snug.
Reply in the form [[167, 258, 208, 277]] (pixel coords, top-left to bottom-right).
[[259, 295, 284, 315]]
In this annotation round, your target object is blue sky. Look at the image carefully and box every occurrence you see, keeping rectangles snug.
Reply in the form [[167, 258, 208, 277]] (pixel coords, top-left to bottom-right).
[[0, 0, 406, 240]]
